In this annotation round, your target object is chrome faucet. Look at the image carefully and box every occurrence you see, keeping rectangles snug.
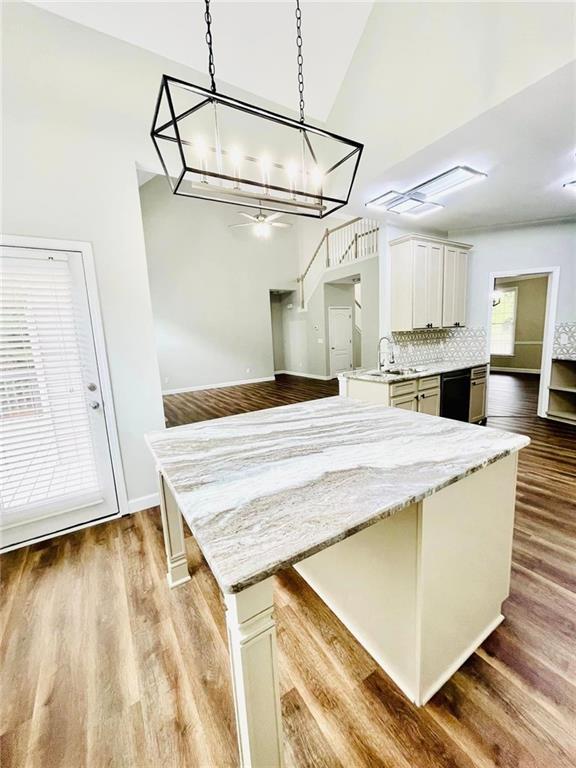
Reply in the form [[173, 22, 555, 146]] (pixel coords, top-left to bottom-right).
[[377, 335, 395, 371]]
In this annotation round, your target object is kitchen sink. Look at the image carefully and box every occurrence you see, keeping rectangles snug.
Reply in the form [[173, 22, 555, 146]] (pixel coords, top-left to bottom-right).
[[364, 366, 428, 377]]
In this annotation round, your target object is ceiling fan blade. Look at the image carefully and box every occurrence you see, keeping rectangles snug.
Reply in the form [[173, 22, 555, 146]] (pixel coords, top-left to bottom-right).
[[237, 212, 259, 221], [271, 222, 291, 228], [229, 223, 255, 228], [263, 212, 285, 223]]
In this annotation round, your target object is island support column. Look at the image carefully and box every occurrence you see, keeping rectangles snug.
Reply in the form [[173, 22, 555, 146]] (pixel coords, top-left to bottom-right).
[[224, 579, 284, 768], [158, 472, 191, 588]]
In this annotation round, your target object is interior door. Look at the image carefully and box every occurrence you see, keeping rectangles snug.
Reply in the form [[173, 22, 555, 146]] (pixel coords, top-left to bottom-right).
[[329, 307, 353, 376], [0, 246, 119, 548]]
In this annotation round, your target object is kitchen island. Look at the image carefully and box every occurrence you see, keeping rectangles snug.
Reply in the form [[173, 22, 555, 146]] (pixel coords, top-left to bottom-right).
[[146, 397, 529, 768]]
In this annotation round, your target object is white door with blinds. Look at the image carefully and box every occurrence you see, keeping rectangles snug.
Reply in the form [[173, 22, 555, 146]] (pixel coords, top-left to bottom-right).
[[1, 246, 118, 548]]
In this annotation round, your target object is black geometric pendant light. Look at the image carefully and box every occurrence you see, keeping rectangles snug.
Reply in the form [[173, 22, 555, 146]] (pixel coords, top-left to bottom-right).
[[151, 0, 363, 218]]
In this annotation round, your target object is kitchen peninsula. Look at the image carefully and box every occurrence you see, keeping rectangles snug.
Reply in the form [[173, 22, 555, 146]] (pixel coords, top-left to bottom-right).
[[147, 397, 529, 768]]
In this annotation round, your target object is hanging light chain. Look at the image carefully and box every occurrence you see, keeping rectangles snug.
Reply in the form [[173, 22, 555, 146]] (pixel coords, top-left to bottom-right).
[[204, 0, 217, 93], [295, 0, 305, 122]]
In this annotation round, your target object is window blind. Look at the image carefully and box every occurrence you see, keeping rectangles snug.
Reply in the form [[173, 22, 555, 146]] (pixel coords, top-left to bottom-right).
[[490, 287, 517, 356], [0, 254, 102, 525]]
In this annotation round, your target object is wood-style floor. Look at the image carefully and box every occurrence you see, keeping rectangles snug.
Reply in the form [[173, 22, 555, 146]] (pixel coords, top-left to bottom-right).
[[1, 373, 575, 767], [163, 373, 338, 428]]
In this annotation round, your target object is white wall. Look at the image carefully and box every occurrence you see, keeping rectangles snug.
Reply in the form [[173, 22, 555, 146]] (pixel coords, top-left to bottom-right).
[[140, 177, 299, 391], [1, 2, 305, 504], [449, 221, 576, 330]]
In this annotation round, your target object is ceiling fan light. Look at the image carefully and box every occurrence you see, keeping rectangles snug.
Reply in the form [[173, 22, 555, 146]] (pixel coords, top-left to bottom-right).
[[254, 222, 271, 239]]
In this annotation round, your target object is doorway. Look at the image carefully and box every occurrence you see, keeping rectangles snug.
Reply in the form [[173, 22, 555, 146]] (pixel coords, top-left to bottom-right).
[[487, 267, 559, 418], [328, 306, 353, 376], [0, 240, 124, 550]]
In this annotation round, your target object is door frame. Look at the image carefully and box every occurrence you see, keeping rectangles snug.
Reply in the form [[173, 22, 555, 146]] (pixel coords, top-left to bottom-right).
[[328, 305, 353, 378], [0, 234, 128, 551], [485, 265, 560, 419]]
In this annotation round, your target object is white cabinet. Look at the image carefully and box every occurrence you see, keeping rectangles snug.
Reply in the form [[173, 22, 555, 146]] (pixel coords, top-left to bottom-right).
[[443, 246, 468, 328], [390, 236, 472, 332], [412, 241, 443, 330], [469, 366, 487, 423], [418, 388, 440, 416]]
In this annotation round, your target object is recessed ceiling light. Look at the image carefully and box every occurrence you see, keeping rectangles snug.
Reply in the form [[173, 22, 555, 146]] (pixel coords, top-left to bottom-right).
[[413, 166, 487, 198], [563, 180, 576, 191]]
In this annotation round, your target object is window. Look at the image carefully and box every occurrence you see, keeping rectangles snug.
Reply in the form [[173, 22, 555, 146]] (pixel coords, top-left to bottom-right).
[[490, 286, 517, 356]]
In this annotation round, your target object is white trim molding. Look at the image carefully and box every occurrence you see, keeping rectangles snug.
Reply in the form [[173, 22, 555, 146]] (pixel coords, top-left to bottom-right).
[[490, 367, 541, 374], [275, 370, 336, 381], [485, 265, 560, 419], [0, 234, 129, 530], [128, 493, 160, 514], [163, 376, 274, 395]]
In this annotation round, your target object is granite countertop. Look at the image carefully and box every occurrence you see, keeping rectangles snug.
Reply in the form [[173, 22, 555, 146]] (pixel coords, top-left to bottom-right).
[[343, 359, 490, 384], [146, 397, 528, 595]]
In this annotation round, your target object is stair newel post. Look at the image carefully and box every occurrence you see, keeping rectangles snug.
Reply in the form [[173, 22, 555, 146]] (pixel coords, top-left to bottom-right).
[[325, 229, 330, 268], [354, 232, 358, 261]]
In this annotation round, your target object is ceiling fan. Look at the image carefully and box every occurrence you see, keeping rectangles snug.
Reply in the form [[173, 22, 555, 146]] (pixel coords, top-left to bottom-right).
[[229, 211, 292, 239]]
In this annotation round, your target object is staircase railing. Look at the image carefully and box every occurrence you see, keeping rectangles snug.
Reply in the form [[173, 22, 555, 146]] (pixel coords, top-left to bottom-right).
[[298, 217, 379, 308]]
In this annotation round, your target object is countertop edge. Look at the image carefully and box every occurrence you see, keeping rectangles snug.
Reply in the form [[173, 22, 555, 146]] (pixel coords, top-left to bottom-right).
[[207, 438, 529, 594]]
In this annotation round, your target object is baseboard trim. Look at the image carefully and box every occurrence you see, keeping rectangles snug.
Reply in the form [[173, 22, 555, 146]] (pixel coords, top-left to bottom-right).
[[490, 367, 541, 374], [128, 493, 160, 514], [163, 376, 275, 395], [275, 370, 335, 381]]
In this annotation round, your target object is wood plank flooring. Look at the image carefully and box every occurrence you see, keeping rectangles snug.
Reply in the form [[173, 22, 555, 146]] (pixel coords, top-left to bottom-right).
[[1, 373, 575, 767], [163, 374, 338, 428]]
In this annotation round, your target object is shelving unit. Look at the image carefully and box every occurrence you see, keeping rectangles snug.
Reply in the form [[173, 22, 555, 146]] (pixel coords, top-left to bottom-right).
[[547, 359, 576, 424]]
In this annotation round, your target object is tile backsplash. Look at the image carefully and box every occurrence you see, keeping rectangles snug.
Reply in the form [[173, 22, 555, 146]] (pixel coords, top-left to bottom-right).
[[553, 322, 576, 360], [392, 327, 487, 365]]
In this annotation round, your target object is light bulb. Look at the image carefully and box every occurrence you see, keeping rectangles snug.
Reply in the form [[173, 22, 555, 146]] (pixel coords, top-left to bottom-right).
[[229, 146, 242, 189], [310, 165, 324, 190], [194, 136, 208, 158], [286, 160, 298, 199], [195, 136, 208, 183], [254, 222, 271, 239]]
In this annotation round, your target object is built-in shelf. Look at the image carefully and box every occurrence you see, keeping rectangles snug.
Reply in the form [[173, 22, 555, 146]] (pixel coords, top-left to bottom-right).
[[547, 359, 576, 424], [547, 409, 576, 423]]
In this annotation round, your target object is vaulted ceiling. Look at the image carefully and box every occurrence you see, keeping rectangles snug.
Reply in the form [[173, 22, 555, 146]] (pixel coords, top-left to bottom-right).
[[29, 1, 373, 121]]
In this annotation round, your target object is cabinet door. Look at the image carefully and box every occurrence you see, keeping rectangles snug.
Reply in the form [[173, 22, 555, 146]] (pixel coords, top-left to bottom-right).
[[443, 247, 468, 327], [412, 241, 429, 329], [413, 242, 443, 329], [418, 389, 440, 416], [391, 393, 418, 411], [469, 379, 486, 422]]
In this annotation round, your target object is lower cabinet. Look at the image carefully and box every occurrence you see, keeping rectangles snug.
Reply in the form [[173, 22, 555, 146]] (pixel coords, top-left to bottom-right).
[[418, 388, 441, 416], [391, 393, 418, 411], [390, 376, 441, 416], [469, 367, 487, 423]]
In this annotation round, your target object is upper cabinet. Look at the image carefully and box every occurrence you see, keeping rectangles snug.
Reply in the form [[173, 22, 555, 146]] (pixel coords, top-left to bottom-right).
[[442, 245, 469, 328], [389, 236, 472, 332]]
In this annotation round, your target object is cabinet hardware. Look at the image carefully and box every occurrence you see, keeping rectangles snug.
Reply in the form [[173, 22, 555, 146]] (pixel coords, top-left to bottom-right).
[[87, 382, 97, 391], [89, 401, 100, 409]]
